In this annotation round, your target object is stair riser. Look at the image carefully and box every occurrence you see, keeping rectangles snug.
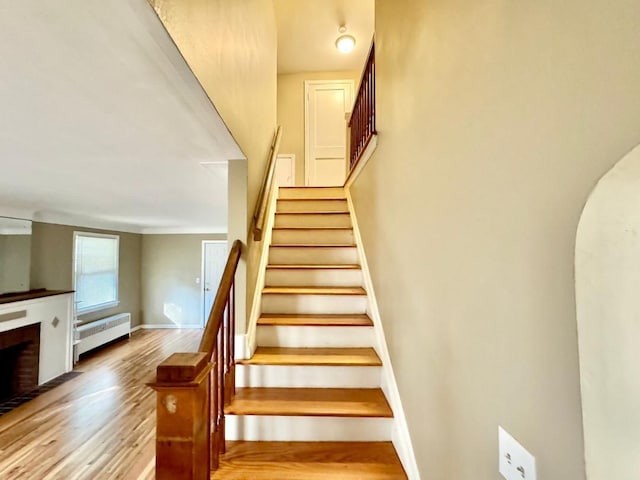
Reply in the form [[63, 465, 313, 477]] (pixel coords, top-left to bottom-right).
[[261, 294, 368, 315], [257, 325, 374, 348], [277, 199, 348, 213], [275, 214, 352, 228], [271, 229, 355, 245], [265, 269, 362, 287], [279, 187, 345, 199], [235, 365, 382, 388], [226, 416, 392, 441], [269, 247, 359, 265]]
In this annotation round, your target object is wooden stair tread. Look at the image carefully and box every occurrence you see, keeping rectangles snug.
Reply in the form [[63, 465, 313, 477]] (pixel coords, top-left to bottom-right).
[[275, 211, 350, 215], [262, 286, 367, 296], [278, 198, 347, 201], [226, 388, 393, 418], [259, 314, 373, 327], [272, 227, 353, 231], [266, 264, 361, 270], [237, 347, 381, 366], [211, 441, 407, 479], [270, 244, 357, 248]]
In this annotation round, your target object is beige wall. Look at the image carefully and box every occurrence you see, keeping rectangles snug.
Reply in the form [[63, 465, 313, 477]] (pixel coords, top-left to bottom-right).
[[148, 0, 277, 328], [0, 235, 31, 293], [141, 234, 225, 327], [576, 144, 640, 480], [30, 222, 142, 327], [148, 0, 277, 227], [277, 71, 361, 185], [351, 0, 640, 478]]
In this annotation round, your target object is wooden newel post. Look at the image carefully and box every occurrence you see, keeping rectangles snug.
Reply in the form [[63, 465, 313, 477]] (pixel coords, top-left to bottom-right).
[[148, 352, 213, 480]]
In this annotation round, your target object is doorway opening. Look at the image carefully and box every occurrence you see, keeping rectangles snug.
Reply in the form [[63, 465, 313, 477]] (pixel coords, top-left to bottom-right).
[[201, 240, 228, 327]]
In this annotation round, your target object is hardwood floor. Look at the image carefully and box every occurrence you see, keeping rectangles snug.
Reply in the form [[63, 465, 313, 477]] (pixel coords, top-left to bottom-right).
[[0, 329, 202, 480]]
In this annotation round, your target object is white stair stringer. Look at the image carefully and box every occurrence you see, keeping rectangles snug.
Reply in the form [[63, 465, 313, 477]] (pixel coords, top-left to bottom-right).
[[235, 364, 382, 388], [256, 325, 374, 348], [346, 189, 422, 480], [225, 415, 393, 442]]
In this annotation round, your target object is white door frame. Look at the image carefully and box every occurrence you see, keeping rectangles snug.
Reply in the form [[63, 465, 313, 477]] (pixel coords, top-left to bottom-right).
[[304, 79, 355, 186], [276, 154, 296, 186], [200, 240, 227, 327]]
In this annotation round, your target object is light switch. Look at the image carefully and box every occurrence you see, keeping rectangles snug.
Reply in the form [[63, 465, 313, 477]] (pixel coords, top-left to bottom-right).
[[499, 426, 536, 480], [195, 277, 200, 284]]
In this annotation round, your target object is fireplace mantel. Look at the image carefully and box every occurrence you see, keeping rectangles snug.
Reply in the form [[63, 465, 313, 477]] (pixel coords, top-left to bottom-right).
[[0, 292, 74, 385]]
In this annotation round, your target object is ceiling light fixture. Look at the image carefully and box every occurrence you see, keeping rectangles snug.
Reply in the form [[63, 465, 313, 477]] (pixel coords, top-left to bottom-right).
[[335, 25, 356, 54]]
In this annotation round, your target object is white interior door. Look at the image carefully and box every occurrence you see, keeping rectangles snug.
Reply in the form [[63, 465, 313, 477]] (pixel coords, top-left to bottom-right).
[[201, 241, 227, 326], [276, 154, 296, 186], [305, 81, 354, 186]]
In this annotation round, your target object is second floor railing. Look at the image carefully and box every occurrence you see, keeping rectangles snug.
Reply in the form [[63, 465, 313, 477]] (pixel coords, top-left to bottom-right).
[[348, 41, 376, 172]]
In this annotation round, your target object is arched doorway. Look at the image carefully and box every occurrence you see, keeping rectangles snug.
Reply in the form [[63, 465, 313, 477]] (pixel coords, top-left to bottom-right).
[[576, 143, 640, 480]]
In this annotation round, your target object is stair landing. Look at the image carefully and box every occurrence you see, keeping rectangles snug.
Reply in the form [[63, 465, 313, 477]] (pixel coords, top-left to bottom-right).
[[210, 441, 407, 479]]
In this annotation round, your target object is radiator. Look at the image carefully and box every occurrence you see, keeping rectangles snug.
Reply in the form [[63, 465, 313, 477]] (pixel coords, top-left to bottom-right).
[[76, 312, 131, 356]]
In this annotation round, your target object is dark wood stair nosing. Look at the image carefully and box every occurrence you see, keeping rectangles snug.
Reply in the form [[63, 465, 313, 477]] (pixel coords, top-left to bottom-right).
[[266, 264, 361, 269], [275, 212, 350, 215], [258, 314, 374, 327], [262, 287, 367, 296], [272, 227, 354, 230], [226, 387, 394, 418], [269, 244, 357, 248], [236, 347, 382, 367]]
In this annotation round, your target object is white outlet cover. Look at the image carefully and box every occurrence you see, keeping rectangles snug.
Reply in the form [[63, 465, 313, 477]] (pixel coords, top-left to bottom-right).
[[499, 426, 537, 480]]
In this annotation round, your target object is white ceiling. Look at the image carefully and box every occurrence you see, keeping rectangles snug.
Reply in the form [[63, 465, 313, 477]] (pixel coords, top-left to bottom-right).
[[0, 0, 244, 234], [274, 0, 375, 74]]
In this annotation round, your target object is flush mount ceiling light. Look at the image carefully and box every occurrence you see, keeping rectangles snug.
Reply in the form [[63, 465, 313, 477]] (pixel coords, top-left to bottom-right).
[[335, 25, 356, 54]]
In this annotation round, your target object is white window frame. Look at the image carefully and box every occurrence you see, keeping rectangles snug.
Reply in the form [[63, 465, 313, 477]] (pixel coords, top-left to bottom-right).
[[73, 231, 120, 315]]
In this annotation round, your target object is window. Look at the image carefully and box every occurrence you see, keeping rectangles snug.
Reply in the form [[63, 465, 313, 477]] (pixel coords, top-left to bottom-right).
[[73, 232, 119, 314]]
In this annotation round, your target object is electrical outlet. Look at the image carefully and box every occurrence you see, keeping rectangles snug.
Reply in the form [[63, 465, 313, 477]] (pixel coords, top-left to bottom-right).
[[499, 426, 537, 480]]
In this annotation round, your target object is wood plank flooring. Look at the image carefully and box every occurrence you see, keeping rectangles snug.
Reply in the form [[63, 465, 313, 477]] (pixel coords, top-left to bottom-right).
[[211, 441, 407, 479], [0, 329, 202, 480]]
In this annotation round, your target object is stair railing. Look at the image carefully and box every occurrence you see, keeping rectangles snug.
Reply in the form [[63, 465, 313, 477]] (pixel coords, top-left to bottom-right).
[[252, 126, 283, 241], [148, 239, 243, 479], [348, 41, 376, 173]]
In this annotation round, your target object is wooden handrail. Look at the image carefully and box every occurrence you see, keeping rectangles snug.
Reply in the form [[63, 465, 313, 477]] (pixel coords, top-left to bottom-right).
[[348, 41, 376, 173], [149, 239, 243, 478], [198, 239, 241, 470], [252, 126, 282, 242]]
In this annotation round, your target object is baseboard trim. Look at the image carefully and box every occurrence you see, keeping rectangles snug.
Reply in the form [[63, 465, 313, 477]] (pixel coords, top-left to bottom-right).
[[345, 188, 421, 480]]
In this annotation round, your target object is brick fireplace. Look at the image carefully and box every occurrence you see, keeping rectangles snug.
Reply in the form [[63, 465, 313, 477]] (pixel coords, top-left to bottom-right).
[[0, 323, 40, 402]]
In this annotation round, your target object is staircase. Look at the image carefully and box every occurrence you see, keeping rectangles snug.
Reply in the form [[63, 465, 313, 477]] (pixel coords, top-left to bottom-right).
[[212, 187, 407, 479]]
